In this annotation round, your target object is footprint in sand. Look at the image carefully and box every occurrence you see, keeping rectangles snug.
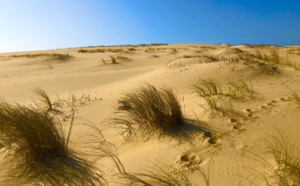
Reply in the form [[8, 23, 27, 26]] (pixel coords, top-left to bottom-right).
[[244, 108, 259, 118], [249, 97, 291, 119], [173, 152, 203, 171], [267, 100, 277, 107]]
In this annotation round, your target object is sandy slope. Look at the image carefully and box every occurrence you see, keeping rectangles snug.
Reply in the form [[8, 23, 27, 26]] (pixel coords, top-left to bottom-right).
[[1, 44, 300, 185]]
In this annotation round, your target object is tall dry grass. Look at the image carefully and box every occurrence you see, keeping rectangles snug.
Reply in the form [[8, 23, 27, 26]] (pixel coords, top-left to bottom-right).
[[193, 78, 254, 101], [34, 88, 53, 112], [112, 83, 187, 141], [0, 100, 106, 185], [238, 51, 281, 75], [245, 131, 300, 185]]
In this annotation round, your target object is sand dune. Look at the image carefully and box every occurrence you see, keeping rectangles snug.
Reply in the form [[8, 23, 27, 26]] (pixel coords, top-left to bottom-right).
[[1, 44, 300, 185]]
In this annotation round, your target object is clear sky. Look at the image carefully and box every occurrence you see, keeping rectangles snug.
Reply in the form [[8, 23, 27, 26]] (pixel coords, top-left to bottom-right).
[[1, 0, 300, 52]]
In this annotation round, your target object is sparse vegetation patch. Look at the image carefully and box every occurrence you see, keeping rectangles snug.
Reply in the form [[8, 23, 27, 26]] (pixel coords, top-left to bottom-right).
[[11, 53, 73, 61], [112, 83, 186, 141], [246, 131, 300, 185], [238, 51, 281, 75], [193, 78, 254, 101]]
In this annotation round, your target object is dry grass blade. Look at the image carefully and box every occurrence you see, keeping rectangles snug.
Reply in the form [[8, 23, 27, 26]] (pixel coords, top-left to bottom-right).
[[266, 132, 300, 183], [34, 88, 53, 112], [119, 166, 210, 186], [193, 79, 223, 97], [0, 101, 106, 185], [204, 97, 245, 119], [288, 89, 300, 107], [226, 80, 254, 101]]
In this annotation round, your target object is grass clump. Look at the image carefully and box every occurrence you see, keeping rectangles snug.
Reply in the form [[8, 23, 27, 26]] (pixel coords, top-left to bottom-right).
[[193, 79, 224, 97], [238, 50, 281, 75], [257, 62, 280, 75], [110, 56, 117, 64], [144, 48, 155, 53], [265, 132, 300, 185], [226, 80, 254, 100], [245, 131, 300, 186], [11, 53, 73, 61], [193, 78, 253, 119], [286, 47, 300, 56], [193, 78, 254, 101], [78, 49, 106, 53], [202, 55, 219, 63], [204, 97, 245, 119], [0, 101, 105, 185], [50, 53, 73, 61], [113, 83, 186, 141], [127, 47, 136, 52], [171, 48, 178, 53], [283, 59, 300, 70], [183, 54, 202, 58], [107, 48, 124, 53]]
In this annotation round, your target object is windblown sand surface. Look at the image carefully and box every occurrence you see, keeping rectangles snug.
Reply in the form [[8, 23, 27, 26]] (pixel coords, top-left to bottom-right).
[[1, 44, 300, 185]]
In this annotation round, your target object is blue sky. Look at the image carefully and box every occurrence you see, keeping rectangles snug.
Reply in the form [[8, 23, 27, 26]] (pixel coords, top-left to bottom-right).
[[1, 0, 300, 52]]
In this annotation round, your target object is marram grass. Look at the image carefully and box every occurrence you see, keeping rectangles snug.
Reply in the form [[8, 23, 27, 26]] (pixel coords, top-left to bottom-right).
[[245, 130, 300, 186], [0, 100, 106, 185], [193, 78, 254, 102], [112, 83, 187, 141]]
